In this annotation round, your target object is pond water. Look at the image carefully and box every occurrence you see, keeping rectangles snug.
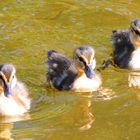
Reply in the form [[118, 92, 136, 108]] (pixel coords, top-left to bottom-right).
[[0, 0, 140, 140]]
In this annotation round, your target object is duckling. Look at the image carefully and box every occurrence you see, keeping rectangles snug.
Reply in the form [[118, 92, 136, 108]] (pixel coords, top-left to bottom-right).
[[46, 45, 102, 92], [112, 19, 140, 69], [0, 64, 31, 116]]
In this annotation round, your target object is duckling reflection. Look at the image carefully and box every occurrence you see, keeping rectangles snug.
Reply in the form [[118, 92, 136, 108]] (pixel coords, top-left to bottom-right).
[[46, 45, 102, 92], [0, 113, 30, 140], [59, 92, 94, 131], [128, 71, 140, 88], [74, 93, 94, 131], [0, 122, 14, 140], [0, 64, 31, 116]]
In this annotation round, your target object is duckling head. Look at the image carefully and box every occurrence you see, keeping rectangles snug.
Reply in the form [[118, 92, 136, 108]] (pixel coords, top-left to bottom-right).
[[130, 19, 140, 48], [73, 45, 96, 79], [0, 64, 17, 97]]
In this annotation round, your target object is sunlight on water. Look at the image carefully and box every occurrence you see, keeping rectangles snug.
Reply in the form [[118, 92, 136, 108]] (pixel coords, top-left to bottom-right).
[[0, 0, 140, 140]]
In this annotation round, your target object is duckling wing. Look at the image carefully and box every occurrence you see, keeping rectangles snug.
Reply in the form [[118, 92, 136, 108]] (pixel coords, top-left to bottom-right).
[[12, 81, 31, 110], [46, 50, 78, 90], [112, 30, 134, 68]]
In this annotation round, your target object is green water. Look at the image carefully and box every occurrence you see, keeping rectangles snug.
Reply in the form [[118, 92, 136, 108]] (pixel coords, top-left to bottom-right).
[[0, 0, 140, 140]]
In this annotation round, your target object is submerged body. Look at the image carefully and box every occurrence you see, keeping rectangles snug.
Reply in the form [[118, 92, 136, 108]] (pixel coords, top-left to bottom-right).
[[0, 64, 30, 116], [46, 46, 102, 92]]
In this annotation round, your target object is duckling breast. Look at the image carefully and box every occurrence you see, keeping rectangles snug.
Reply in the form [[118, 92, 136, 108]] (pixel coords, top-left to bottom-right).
[[129, 48, 140, 69], [0, 96, 29, 116], [72, 73, 102, 92], [0, 81, 31, 116]]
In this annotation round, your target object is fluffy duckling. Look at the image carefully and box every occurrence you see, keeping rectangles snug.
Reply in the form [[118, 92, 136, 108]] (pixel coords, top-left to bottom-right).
[[112, 19, 140, 69], [0, 64, 31, 116], [46, 45, 102, 92]]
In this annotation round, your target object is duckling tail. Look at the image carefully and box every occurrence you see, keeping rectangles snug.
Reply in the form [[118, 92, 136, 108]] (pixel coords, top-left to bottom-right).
[[47, 50, 57, 57]]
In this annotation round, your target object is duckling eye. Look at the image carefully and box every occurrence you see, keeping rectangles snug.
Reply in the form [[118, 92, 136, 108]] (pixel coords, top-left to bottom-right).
[[78, 56, 86, 66], [135, 30, 140, 36], [131, 27, 140, 36], [79, 57, 84, 62], [12, 75, 14, 79]]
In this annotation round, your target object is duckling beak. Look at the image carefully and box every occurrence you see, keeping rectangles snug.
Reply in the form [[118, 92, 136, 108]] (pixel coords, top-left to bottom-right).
[[4, 83, 12, 97], [84, 64, 95, 79]]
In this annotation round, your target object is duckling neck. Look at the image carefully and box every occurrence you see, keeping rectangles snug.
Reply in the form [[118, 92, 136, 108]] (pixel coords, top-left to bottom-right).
[[129, 32, 140, 49], [132, 41, 140, 49], [129, 48, 140, 69], [0, 95, 29, 116]]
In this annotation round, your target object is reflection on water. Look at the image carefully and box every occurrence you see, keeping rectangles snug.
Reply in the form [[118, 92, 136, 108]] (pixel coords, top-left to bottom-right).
[[128, 71, 140, 100], [0, 0, 140, 139], [0, 123, 13, 140], [59, 90, 115, 131], [96, 87, 116, 101], [46, 92, 95, 131], [74, 93, 94, 131], [128, 71, 140, 88], [0, 114, 30, 140], [0, 114, 30, 123]]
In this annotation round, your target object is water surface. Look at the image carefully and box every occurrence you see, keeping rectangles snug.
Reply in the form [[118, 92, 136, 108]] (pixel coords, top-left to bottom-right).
[[0, 0, 140, 140]]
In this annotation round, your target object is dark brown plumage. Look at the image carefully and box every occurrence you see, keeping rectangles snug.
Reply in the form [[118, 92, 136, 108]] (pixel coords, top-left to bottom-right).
[[46, 50, 77, 90], [112, 30, 134, 68]]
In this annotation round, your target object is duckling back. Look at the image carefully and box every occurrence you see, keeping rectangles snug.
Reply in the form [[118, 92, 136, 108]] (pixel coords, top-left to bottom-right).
[[112, 30, 134, 68], [46, 50, 78, 90]]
